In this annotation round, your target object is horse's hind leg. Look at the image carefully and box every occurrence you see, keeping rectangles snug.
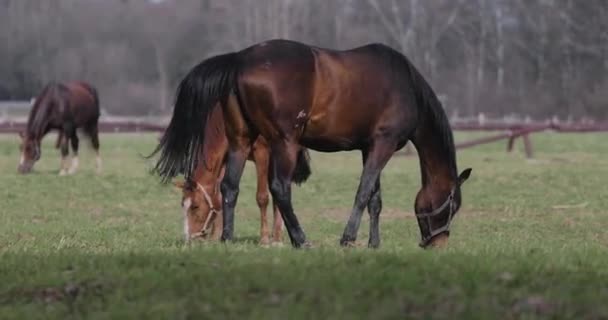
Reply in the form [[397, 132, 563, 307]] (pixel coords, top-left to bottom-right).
[[340, 140, 395, 247], [85, 123, 102, 174], [67, 132, 79, 175], [253, 146, 271, 246], [268, 141, 308, 248]]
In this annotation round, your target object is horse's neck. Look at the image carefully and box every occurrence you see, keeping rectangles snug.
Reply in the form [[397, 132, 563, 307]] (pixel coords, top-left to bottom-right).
[[193, 105, 229, 189], [192, 153, 225, 191], [193, 134, 228, 191], [413, 129, 457, 193], [27, 100, 53, 140]]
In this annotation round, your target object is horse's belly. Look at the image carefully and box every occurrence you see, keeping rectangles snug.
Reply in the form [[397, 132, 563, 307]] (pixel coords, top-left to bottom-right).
[[299, 135, 360, 152], [299, 119, 366, 152]]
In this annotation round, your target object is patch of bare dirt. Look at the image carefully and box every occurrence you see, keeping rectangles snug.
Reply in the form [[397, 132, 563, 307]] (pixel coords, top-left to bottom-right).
[[0, 280, 109, 305], [511, 295, 557, 316]]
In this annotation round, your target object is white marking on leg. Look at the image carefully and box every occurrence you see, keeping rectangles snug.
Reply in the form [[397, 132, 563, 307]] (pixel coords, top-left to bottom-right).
[[68, 156, 79, 175], [59, 156, 69, 176], [19, 153, 25, 166], [182, 197, 192, 241]]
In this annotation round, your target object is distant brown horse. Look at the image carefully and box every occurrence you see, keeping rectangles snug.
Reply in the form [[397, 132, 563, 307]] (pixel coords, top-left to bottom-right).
[[173, 105, 310, 244], [18, 81, 101, 175], [151, 39, 472, 249]]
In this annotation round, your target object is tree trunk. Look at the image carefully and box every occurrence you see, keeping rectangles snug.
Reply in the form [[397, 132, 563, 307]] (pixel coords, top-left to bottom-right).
[[154, 42, 169, 113], [495, 5, 505, 93]]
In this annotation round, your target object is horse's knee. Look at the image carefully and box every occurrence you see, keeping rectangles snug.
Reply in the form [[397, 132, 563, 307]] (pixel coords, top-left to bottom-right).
[[221, 180, 239, 205], [368, 192, 382, 217], [269, 179, 289, 203], [256, 191, 270, 209]]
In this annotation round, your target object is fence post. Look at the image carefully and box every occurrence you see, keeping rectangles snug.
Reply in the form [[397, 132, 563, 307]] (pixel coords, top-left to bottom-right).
[[506, 134, 516, 152]]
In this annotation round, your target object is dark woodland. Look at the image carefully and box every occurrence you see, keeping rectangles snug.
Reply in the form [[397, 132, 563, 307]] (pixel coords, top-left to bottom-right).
[[1, 0, 606, 119]]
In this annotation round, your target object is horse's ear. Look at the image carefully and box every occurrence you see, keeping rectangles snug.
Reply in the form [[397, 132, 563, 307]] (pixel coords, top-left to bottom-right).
[[458, 168, 472, 186]]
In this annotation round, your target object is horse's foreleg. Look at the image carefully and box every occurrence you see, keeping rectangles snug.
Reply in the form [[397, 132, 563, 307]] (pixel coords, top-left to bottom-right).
[[55, 131, 64, 149], [68, 133, 79, 175], [88, 124, 102, 174], [367, 179, 382, 248], [340, 141, 395, 247], [269, 141, 308, 248], [253, 146, 271, 246], [59, 136, 70, 176], [220, 146, 250, 242], [271, 200, 284, 245], [362, 149, 383, 248]]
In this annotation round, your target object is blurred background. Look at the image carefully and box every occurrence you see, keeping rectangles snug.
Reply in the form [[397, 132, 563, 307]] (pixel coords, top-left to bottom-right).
[[0, 0, 606, 120]]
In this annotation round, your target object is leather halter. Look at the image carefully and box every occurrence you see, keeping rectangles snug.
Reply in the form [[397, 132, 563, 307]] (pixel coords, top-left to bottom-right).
[[415, 187, 456, 247], [188, 182, 219, 239]]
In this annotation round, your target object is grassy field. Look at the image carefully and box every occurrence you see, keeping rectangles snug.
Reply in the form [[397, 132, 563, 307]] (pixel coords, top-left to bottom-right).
[[0, 131, 607, 319]]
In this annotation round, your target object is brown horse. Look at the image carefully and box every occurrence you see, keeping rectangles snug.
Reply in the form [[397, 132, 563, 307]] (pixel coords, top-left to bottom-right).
[[172, 105, 310, 244], [18, 81, 101, 175], [151, 39, 472, 249]]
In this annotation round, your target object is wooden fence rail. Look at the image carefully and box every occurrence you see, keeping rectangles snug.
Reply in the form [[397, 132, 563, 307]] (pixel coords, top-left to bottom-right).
[[1, 119, 607, 158]]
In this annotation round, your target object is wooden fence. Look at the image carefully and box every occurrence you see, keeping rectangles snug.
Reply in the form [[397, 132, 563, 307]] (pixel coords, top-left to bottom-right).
[[1, 118, 607, 158]]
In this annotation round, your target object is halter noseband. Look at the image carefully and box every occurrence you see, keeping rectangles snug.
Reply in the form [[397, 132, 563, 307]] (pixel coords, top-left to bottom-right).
[[415, 187, 456, 247], [188, 182, 219, 239]]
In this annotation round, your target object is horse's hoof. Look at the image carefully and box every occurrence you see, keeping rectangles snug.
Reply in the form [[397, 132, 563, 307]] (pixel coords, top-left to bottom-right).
[[341, 241, 358, 248], [259, 237, 271, 246], [270, 241, 284, 248], [367, 241, 380, 249], [340, 236, 357, 247], [59, 170, 68, 176], [300, 241, 314, 249]]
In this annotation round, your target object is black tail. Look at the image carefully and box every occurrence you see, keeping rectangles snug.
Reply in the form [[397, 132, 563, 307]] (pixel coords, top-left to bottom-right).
[[292, 148, 312, 185], [89, 86, 100, 111], [148, 52, 240, 183]]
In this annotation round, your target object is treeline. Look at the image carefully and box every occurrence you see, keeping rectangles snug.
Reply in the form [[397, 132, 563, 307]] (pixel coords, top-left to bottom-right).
[[0, 0, 606, 119]]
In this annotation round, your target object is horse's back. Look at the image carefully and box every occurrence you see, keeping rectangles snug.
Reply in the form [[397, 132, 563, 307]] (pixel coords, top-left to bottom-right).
[[236, 40, 416, 150], [237, 40, 317, 140], [64, 81, 100, 123]]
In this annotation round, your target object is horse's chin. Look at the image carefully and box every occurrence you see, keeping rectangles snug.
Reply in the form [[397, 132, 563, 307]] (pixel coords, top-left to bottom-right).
[[428, 233, 449, 249], [17, 165, 32, 174]]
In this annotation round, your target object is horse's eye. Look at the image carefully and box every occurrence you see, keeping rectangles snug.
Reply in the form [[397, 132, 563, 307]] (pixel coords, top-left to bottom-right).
[[191, 205, 199, 210]]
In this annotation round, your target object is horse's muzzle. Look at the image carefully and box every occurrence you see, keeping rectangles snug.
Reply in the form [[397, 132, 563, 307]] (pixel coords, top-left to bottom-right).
[[17, 164, 33, 174]]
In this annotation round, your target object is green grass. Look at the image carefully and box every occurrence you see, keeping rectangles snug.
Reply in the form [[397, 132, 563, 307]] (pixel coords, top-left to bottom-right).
[[1, 132, 607, 319]]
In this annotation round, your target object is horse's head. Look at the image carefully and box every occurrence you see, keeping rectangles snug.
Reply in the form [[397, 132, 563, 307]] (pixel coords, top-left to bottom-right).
[[415, 168, 472, 248], [17, 132, 41, 174], [174, 179, 221, 241]]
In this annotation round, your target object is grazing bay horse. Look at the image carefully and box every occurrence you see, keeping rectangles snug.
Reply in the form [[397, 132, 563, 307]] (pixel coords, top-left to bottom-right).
[[150, 39, 472, 249], [173, 105, 310, 244], [18, 81, 102, 175]]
